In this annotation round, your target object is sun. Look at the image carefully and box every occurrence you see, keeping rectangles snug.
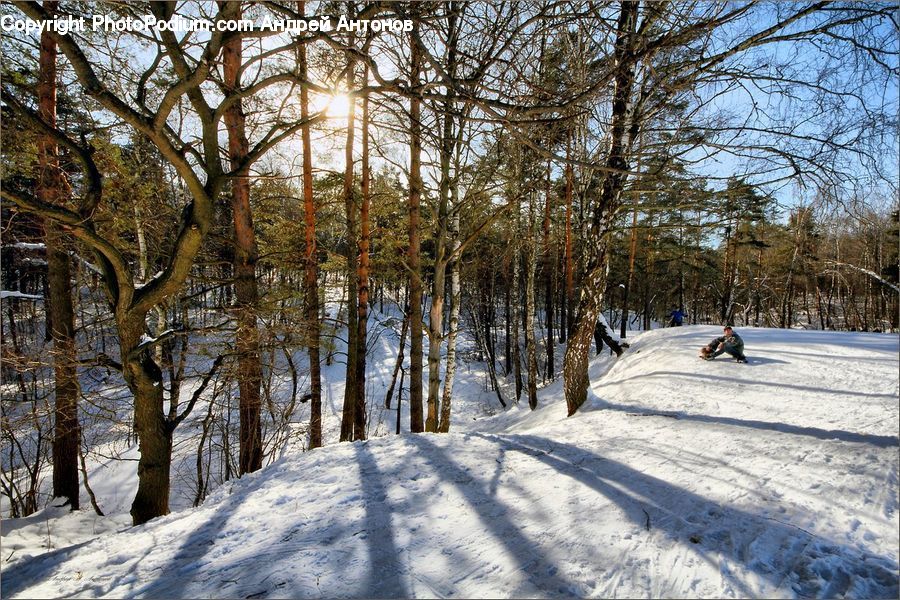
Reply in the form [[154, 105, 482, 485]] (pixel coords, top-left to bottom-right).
[[326, 93, 352, 119]]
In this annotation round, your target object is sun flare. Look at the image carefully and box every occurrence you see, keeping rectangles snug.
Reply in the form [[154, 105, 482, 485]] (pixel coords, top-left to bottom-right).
[[326, 93, 352, 119]]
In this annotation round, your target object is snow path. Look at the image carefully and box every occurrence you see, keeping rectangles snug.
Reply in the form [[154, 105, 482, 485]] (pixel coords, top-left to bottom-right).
[[2, 326, 898, 598]]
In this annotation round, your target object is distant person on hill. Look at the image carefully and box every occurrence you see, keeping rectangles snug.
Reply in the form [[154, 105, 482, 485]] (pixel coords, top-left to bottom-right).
[[700, 326, 747, 363], [668, 307, 685, 327]]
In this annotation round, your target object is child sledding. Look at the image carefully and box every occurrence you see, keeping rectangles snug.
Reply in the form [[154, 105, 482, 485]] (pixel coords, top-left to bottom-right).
[[699, 326, 748, 363]]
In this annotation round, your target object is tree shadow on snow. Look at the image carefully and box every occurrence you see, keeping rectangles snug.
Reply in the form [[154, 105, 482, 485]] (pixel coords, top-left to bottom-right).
[[1, 539, 93, 598], [352, 442, 410, 598], [408, 435, 583, 597], [0, 530, 164, 599], [608, 370, 899, 402], [587, 394, 899, 448], [129, 472, 278, 599], [471, 432, 900, 599], [754, 347, 899, 365]]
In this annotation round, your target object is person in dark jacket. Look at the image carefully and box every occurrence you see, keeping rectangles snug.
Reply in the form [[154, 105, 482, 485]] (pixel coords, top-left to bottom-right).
[[668, 307, 685, 327], [701, 326, 747, 362]]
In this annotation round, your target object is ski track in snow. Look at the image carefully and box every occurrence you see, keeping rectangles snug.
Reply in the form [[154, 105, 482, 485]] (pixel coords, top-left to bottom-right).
[[2, 326, 898, 598]]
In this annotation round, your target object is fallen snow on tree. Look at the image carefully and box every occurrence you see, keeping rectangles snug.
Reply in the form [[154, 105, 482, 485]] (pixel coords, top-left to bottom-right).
[[2, 326, 898, 598]]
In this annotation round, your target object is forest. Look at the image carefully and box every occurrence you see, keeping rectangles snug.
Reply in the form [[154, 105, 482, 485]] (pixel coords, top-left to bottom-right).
[[1, 0, 897, 533]]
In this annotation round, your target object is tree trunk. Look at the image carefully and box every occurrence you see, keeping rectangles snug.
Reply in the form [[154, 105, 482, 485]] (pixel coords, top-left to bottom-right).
[[543, 160, 554, 380], [642, 223, 654, 331], [340, 49, 359, 442], [564, 260, 608, 415], [563, 0, 638, 416], [354, 66, 370, 441], [430, 5, 462, 432], [426, 222, 447, 432], [222, 4, 262, 473], [426, 19, 458, 431], [504, 275, 512, 373], [525, 191, 539, 410], [563, 138, 575, 342], [470, 306, 507, 408], [622, 205, 639, 339], [298, 0, 322, 449], [122, 317, 172, 525], [39, 1, 80, 510], [511, 225, 522, 403], [384, 310, 409, 410], [47, 226, 80, 509], [438, 209, 462, 432], [408, 21, 425, 433], [720, 219, 735, 324]]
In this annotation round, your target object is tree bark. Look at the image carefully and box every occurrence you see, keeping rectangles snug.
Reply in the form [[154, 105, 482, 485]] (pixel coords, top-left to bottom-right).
[[340, 47, 359, 442], [622, 205, 639, 339], [354, 64, 370, 441], [563, 137, 575, 342], [46, 226, 80, 509], [564, 0, 638, 416], [525, 190, 539, 410], [408, 19, 425, 433], [720, 223, 735, 324], [504, 276, 512, 373], [470, 306, 507, 408], [384, 311, 409, 410], [438, 209, 462, 432], [298, 0, 322, 449], [511, 221, 522, 403], [222, 2, 262, 473], [426, 19, 458, 431], [564, 258, 608, 415], [122, 317, 172, 525], [543, 160, 554, 380], [39, 0, 80, 510]]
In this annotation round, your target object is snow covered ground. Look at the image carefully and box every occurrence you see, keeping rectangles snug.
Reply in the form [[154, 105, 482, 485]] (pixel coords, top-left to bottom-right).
[[2, 326, 898, 598]]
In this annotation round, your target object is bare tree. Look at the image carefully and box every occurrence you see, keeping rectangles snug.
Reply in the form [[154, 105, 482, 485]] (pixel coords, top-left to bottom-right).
[[3, 1, 325, 523]]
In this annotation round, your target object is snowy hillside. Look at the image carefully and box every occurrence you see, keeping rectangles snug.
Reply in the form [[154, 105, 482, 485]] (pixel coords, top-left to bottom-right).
[[2, 326, 898, 598]]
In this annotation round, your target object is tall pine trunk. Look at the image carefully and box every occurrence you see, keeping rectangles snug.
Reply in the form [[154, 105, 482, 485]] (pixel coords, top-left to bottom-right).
[[298, 0, 322, 449], [340, 48, 359, 442], [511, 218, 523, 403], [525, 191, 539, 410], [222, 3, 262, 473], [39, 2, 80, 508], [354, 65, 370, 441], [543, 159, 554, 380], [408, 20, 425, 432]]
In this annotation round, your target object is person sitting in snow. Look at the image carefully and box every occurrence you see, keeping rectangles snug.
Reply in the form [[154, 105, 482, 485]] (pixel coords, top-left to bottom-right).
[[700, 326, 747, 363]]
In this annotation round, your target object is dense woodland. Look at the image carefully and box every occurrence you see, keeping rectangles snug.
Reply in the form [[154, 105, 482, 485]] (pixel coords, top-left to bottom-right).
[[1, 1, 897, 525]]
